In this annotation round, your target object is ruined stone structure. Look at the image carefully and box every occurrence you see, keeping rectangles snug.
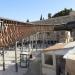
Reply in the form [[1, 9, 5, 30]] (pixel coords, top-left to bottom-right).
[[1, 12, 75, 47]]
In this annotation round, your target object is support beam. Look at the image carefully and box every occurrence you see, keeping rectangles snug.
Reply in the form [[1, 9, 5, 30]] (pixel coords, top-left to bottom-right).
[[21, 39, 24, 53], [15, 41, 18, 72], [3, 48, 5, 71], [31, 35, 33, 51], [28, 36, 31, 52], [35, 33, 37, 52], [43, 32, 45, 48], [39, 32, 41, 49]]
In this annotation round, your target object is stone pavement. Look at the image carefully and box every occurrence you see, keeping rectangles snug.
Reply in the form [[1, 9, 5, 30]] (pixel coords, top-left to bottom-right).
[[25, 58, 42, 75], [0, 51, 27, 75], [0, 49, 42, 75], [24, 50, 42, 75], [0, 64, 27, 75]]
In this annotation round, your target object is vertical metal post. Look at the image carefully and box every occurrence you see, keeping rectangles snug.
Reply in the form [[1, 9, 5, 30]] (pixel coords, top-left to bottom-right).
[[40, 25, 42, 49], [42, 32, 44, 49], [28, 36, 31, 52], [15, 41, 18, 72], [35, 33, 37, 52], [39, 25, 42, 75], [3, 48, 5, 71], [21, 39, 24, 53], [39, 32, 41, 49], [31, 35, 33, 51]]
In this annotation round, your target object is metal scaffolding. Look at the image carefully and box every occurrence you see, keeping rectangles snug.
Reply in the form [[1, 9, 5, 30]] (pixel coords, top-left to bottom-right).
[[0, 18, 54, 72]]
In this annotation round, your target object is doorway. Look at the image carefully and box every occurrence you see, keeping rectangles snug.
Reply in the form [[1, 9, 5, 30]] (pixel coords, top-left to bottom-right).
[[56, 55, 66, 75]]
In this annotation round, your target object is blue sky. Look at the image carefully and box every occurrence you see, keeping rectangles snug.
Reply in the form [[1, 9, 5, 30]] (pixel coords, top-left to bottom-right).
[[0, 0, 75, 22]]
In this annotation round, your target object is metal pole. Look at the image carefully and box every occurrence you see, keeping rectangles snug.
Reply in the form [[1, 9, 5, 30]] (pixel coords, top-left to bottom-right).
[[35, 33, 37, 52], [15, 41, 18, 72], [3, 48, 5, 71], [43, 32, 45, 49], [31, 35, 33, 51], [21, 39, 24, 53], [28, 36, 30, 52], [39, 32, 41, 49]]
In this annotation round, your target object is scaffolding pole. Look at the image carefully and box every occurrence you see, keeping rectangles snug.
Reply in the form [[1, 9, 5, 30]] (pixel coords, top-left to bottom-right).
[[15, 41, 18, 72], [31, 35, 33, 51], [35, 33, 37, 52], [3, 48, 5, 71], [21, 39, 24, 53]]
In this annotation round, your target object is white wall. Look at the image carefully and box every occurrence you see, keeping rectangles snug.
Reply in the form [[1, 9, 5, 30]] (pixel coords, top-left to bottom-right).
[[42, 67, 56, 75], [42, 53, 56, 75], [42, 49, 69, 75]]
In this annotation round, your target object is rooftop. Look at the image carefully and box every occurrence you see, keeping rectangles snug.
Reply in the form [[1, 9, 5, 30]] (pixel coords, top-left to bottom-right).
[[64, 41, 75, 60], [43, 41, 75, 52], [43, 43, 66, 52], [31, 14, 75, 25]]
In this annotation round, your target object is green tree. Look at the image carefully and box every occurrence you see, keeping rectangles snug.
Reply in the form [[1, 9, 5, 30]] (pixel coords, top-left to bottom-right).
[[26, 19, 29, 22], [48, 13, 51, 19], [52, 8, 73, 18], [43, 17, 44, 20], [40, 14, 43, 20]]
